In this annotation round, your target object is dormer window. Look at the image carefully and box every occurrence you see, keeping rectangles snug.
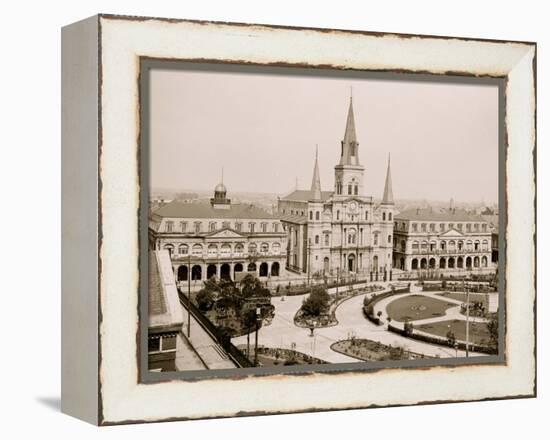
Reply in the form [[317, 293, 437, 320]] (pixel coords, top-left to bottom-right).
[[165, 221, 174, 233]]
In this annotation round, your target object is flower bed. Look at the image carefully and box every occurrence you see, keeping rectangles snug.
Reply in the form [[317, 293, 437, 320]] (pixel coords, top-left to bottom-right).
[[331, 338, 431, 361]]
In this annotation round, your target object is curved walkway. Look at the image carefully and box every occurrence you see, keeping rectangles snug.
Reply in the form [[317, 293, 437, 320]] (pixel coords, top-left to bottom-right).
[[231, 284, 484, 363]]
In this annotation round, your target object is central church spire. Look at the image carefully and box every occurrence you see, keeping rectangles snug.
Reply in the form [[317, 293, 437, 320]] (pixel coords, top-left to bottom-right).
[[334, 94, 365, 198], [339, 95, 360, 166]]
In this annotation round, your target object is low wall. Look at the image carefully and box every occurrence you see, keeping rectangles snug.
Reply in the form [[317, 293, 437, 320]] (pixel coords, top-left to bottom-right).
[[387, 324, 497, 355]]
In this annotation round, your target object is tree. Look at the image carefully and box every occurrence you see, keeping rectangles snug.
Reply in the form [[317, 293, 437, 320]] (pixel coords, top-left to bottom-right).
[[301, 286, 330, 317], [196, 288, 215, 311], [242, 309, 258, 358]]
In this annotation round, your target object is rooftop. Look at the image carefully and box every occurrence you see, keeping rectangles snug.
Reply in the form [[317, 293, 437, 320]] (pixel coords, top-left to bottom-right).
[[395, 207, 486, 222], [149, 250, 184, 331], [280, 189, 333, 202], [153, 200, 278, 220]]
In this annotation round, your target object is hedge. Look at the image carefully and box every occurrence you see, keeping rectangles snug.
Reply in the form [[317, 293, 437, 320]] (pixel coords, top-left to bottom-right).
[[387, 324, 497, 355]]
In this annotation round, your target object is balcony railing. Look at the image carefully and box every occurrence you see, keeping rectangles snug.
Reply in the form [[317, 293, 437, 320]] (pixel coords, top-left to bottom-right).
[[406, 248, 488, 255], [171, 251, 285, 260]]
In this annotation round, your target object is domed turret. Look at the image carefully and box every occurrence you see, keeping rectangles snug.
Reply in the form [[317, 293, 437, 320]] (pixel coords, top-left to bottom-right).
[[210, 169, 231, 209]]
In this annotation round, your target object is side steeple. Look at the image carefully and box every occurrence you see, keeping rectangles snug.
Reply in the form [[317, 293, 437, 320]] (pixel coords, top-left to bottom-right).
[[310, 145, 322, 201], [381, 153, 394, 205]]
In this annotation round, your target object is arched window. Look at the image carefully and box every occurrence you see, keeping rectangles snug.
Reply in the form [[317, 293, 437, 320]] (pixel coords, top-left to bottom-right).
[[388, 213, 392, 221], [315, 211, 320, 220], [272, 243, 281, 254], [348, 184, 352, 195], [220, 244, 231, 256], [309, 211, 313, 220], [178, 244, 188, 255], [474, 240, 480, 251], [354, 185, 358, 195], [315, 235, 319, 245], [234, 243, 244, 255], [192, 244, 203, 256], [412, 241, 419, 250], [373, 233, 379, 246], [209, 222, 217, 232], [207, 244, 218, 256], [382, 212, 386, 221], [482, 240, 489, 251], [324, 234, 330, 246], [248, 243, 257, 254], [260, 242, 269, 254], [387, 234, 392, 244], [348, 229, 356, 245], [336, 210, 340, 220], [365, 211, 369, 221]]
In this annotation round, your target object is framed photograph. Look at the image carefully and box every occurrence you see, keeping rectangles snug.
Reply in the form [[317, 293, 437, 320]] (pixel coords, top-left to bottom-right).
[[61, 14, 536, 425]]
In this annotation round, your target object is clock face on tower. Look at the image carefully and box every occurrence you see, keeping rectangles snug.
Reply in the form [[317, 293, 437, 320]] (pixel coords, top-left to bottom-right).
[[349, 201, 357, 212]]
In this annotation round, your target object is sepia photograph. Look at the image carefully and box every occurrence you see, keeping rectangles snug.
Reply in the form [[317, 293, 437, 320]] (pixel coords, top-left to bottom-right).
[[144, 62, 503, 374]]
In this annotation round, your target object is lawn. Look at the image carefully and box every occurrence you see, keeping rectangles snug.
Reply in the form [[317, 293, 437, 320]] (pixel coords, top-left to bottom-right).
[[415, 319, 491, 345], [386, 294, 456, 322], [436, 291, 489, 308]]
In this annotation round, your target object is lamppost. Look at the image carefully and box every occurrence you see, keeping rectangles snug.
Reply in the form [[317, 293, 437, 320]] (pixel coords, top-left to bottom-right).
[[307, 238, 312, 286], [187, 254, 191, 337], [254, 306, 261, 367], [462, 277, 470, 358]]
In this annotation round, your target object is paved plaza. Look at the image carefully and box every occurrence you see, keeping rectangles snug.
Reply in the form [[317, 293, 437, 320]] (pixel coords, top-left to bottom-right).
[[231, 283, 485, 364]]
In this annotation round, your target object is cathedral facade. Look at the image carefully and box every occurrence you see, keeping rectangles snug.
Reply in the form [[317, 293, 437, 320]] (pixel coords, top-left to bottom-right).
[[278, 97, 395, 281]]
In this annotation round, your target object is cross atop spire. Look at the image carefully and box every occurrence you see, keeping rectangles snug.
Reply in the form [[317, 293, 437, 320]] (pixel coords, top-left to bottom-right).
[[310, 145, 322, 201], [339, 95, 360, 166], [381, 153, 394, 205]]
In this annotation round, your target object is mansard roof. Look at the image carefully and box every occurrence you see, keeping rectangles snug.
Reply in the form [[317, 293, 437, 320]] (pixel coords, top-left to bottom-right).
[[153, 200, 278, 220], [395, 207, 486, 222], [280, 189, 333, 202]]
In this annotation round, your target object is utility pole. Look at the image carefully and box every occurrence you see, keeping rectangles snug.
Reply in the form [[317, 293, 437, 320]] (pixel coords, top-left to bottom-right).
[[462, 277, 470, 358], [254, 306, 261, 366], [307, 238, 312, 286], [187, 254, 191, 337], [336, 267, 340, 296], [465, 285, 470, 358]]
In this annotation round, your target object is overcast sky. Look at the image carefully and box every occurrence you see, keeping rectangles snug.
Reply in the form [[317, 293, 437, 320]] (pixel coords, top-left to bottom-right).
[[149, 66, 498, 204]]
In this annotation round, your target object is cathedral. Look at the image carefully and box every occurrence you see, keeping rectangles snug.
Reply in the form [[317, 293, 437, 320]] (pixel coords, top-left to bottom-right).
[[278, 96, 395, 281]]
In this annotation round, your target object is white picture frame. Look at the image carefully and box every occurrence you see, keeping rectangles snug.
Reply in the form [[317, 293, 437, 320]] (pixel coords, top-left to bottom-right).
[[61, 14, 536, 425]]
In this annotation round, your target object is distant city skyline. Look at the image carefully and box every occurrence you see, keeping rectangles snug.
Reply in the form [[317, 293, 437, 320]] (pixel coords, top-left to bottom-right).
[[149, 67, 499, 204]]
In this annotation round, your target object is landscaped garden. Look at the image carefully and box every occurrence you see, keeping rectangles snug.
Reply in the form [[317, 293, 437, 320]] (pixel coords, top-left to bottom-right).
[[385, 294, 456, 322], [190, 274, 274, 337], [331, 338, 417, 361], [436, 291, 489, 307], [415, 319, 491, 345], [294, 285, 383, 328]]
